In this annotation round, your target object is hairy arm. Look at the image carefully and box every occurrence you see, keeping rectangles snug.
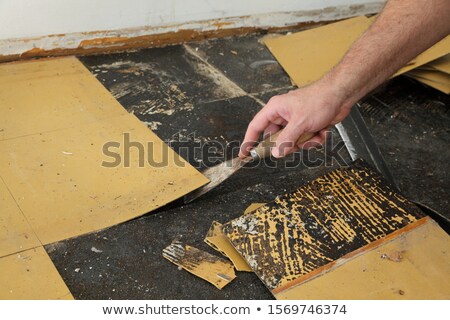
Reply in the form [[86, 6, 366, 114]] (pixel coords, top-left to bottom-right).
[[240, 0, 450, 158]]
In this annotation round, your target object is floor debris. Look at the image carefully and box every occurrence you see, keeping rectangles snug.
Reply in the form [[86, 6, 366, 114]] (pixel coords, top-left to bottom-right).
[[162, 240, 236, 289]]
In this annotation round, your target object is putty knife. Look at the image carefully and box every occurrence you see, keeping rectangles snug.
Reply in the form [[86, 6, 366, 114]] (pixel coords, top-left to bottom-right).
[[184, 130, 315, 203]]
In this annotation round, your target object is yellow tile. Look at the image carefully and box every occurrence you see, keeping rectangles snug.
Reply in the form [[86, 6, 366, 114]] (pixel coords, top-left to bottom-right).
[[204, 221, 252, 272], [406, 69, 450, 94], [243, 203, 266, 214], [409, 75, 450, 94], [276, 219, 450, 300], [0, 247, 73, 300], [421, 53, 450, 74], [0, 57, 208, 245], [163, 240, 236, 289], [408, 69, 450, 84], [394, 37, 450, 76], [0, 57, 127, 141], [0, 178, 41, 257], [264, 16, 373, 86], [264, 16, 450, 87], [0, 113, 208, 244]]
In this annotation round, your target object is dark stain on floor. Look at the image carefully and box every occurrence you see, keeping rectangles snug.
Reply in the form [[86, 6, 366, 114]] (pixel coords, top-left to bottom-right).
[[46, 33, 449, 299]]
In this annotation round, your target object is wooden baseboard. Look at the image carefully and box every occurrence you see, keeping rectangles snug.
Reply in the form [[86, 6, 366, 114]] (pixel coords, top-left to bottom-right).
[[0, 3, 383, 63], [0, 23, 317, 63]]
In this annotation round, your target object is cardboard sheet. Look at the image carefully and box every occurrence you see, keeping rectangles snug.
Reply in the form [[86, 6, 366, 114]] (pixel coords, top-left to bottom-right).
[[264, 16, 450, 87], [0, 247, 73, 300], [222, 160, 425, 296], [0, 57, 208, 245], [276, 219, 450, 299], [163, 240, 236, 289], [0, 179, 40, 258], [204, 221, 252, 272]]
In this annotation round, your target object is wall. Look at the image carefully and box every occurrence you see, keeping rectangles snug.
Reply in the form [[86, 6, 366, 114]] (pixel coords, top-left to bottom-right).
[[0, 0, 385, 60]]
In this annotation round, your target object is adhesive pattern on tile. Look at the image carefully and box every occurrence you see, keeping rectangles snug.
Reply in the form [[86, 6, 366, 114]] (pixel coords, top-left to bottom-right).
[[222, 160, 424, 292], [163, 240, 236, 289]]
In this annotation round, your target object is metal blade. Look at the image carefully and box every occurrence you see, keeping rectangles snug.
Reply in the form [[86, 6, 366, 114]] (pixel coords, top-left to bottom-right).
[[183, 156, 252, 203]]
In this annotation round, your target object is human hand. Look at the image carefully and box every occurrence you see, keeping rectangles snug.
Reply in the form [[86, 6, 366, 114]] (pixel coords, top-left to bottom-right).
[[239, 81, 352, 158]]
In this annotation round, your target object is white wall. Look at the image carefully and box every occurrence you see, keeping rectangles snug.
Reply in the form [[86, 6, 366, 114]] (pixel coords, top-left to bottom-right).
[[0, 0, 385, 57]]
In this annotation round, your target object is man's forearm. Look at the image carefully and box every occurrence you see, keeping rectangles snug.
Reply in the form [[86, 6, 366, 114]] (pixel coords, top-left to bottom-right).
[[240, 0, 449, 158], [324, 0, 450, 109]]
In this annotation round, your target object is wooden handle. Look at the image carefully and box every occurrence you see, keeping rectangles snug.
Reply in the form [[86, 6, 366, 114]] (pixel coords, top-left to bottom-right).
[[250, 130, 316, 159]]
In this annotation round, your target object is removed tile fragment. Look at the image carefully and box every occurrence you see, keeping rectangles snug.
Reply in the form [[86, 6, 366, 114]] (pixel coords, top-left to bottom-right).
[[243, 203, 266, 214], [222, 160, 425, 296], [163, 240, 236, 289], [408, 69, 450, 85], [405, 69, 450, 94], [0, 247, 73, 300], [264, 16, 450, 87], [204, 221, 252, 272], [409, 75, 450, 94], [424, 53, 450, 74]]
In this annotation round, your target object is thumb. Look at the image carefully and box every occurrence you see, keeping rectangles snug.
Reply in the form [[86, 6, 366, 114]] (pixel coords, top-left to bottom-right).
[[273, 122, 305, 158]]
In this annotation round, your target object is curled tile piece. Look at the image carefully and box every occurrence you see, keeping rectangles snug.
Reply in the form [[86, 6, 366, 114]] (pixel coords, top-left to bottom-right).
[[163, 240, 236, 289]]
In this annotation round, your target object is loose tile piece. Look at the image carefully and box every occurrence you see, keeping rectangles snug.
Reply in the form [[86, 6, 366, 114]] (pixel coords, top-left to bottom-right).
[[0, 57, 208, 245], [243, 203, 266, 214], [0, 247, 73, 300], [264, 16, 450, 87], [204, 221, 252, 272], [276, 219, 450, 299], [0, 179, 40, 258], [222, 160, 425, 294], [424, 53, 450, 74], [163, 240, 236, 289], [406, 69, 450, 94]]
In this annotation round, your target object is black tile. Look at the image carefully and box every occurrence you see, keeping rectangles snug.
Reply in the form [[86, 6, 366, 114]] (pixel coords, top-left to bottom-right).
[[79, 45, 245, 113], [254, 86, 296, 103], [189, 35, 293, 94], [360, 77, 450, 216]]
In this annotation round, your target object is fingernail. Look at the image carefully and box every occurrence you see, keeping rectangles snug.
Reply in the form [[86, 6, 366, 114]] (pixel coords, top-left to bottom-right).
[[272, 148, 281, 158]]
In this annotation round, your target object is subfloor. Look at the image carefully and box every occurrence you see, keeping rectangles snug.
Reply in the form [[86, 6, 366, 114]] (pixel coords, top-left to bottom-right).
[[46, 33, 449, 299]]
